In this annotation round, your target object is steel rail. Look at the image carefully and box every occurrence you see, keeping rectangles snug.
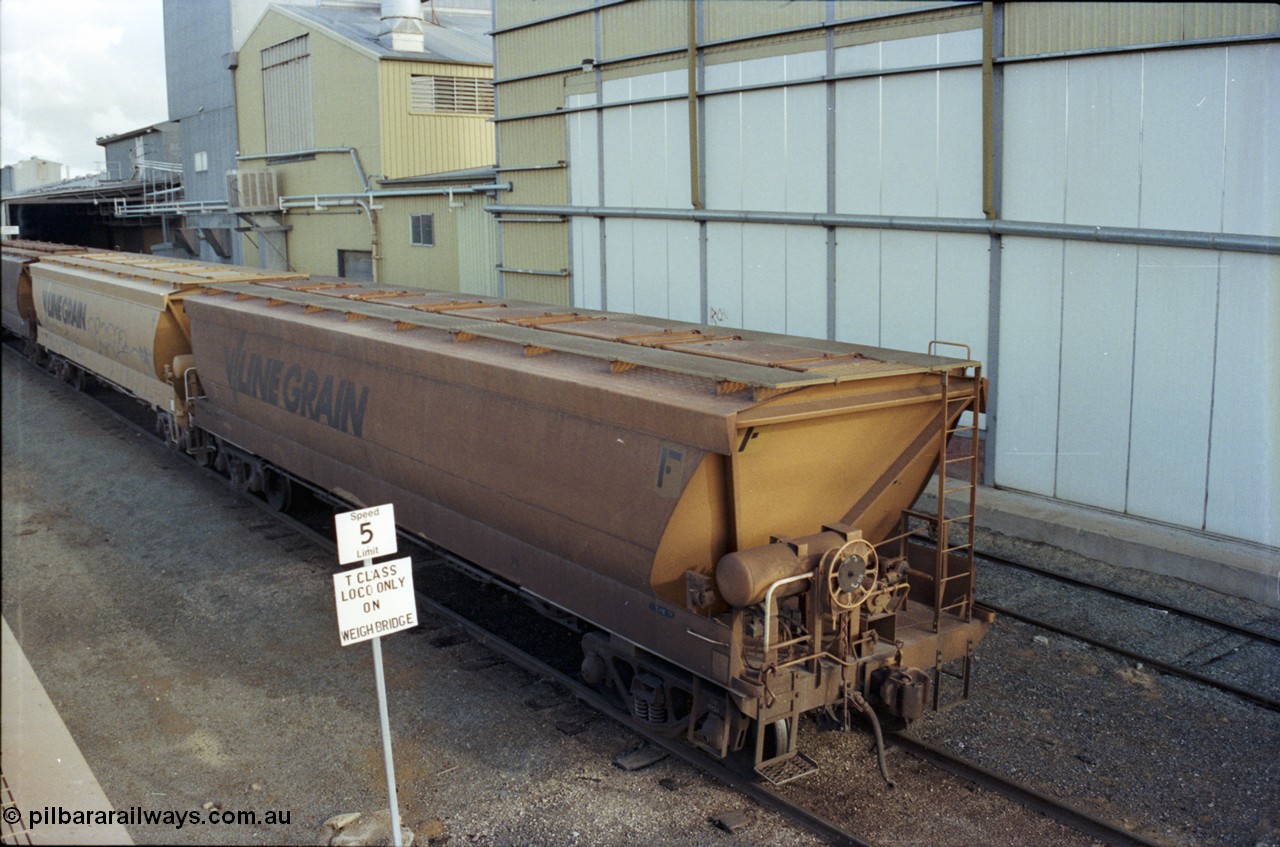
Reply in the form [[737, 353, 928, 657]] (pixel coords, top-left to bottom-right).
[[889, 734, 1169, 847], [979, 599, 1280, 714], [404, 578, 876, 847], [973, 549, 1280, 648], [902, 532, 1280, 711]]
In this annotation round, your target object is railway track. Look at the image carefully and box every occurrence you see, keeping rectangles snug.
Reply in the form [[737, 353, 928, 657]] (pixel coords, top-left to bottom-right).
[[263, 505, 1169, 847], [254, 508, 1175, 847], [972, 549, 1280, 713], [886, 734, 1164, 847], [8, 343, 1181, 847], [980, 550, 1280, 647], [245, 493, 883, 846]]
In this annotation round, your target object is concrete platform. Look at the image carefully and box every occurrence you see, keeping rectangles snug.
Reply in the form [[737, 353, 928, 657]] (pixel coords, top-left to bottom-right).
[[919, 480, 1280, 609], [2, 616, 133, 845]]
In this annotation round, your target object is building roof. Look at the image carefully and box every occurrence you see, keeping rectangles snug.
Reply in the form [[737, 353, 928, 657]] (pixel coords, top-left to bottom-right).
[[277, 3, 492, 66], [96, 121, 180, 148], [0, 173, 142, 203]]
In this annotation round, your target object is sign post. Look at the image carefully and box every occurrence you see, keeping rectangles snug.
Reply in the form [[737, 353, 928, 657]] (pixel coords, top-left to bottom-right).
[[333, 504, 414, 847]]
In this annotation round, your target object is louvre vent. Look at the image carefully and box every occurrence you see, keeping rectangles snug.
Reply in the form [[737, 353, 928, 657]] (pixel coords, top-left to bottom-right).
[[410, 76, 494, 115], [227, 169, 280, 212]]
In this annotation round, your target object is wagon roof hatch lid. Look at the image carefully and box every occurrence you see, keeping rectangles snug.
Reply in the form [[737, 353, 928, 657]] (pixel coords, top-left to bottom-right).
[[1, 240, 84, 261], [203, 280, 979, 397], [33, 252, 307, 290]]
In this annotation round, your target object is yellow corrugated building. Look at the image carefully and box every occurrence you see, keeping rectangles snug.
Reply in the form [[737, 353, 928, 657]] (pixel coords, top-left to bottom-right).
[[233, 1, 498, 293]]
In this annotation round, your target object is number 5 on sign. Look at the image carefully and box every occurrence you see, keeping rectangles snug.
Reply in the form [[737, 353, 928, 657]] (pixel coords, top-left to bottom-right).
[[335, 504, 397, 565]]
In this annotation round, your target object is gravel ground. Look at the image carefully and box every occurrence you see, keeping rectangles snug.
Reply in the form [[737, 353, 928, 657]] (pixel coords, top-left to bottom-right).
[[974, 551, 1280, 705], [1, 350, 823, 847], [6, 346, 1279, 847], [912, 531, 1280, 847]]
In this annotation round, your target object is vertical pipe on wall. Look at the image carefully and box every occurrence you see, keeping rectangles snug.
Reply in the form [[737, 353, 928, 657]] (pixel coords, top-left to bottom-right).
[[687, 0, 704, 211], [982, 1, 997, 221], [825, 0, 838, 342], [594, 6, 607, 310], [691, 0, 709, 323], [362, 199, 381, 285], [491, 1, 505, 296], [983, 1, 1005, 488]]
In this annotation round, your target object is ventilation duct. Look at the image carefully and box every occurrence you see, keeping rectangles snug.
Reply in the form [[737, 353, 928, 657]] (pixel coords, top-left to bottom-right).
[[380, 0, 427, 53]]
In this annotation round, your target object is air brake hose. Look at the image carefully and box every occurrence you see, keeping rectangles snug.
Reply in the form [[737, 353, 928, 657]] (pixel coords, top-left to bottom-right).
[[849, 690, 896, 788]]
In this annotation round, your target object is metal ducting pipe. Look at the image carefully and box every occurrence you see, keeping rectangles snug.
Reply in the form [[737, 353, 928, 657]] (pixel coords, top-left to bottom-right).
[[380, 0, 426, 51]]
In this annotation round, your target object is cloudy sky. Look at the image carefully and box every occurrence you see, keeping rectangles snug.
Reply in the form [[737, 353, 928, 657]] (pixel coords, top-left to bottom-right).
[[1, 0, 168, 178]]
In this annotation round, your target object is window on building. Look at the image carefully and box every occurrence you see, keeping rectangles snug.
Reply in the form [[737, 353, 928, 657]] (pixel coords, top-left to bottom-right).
[[410, 76, 494, 115], [338, 250, 374, 281], [262, 35, 313, 152], [410, 214, 435, 247], [194, 151, 209, 173]]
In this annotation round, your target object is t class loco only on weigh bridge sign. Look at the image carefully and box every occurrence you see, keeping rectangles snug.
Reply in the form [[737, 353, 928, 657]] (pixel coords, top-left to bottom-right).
[[330, 504, 413, 847], [332, 504, 417, 646]]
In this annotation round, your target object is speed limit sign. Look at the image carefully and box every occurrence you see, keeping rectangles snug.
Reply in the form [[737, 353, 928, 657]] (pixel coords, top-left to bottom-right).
[[330, 501, 409, 847], [334, 503, 397, 565]]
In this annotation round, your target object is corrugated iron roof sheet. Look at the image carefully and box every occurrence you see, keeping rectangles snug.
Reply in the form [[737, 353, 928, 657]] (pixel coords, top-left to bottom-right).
[[280, 4, 492, 65]]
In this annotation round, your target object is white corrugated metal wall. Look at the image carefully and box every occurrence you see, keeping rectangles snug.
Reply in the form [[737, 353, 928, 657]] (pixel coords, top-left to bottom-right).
[[547, 7, 1279, 549], [567, 30, 994, 365], [997, 44, 1278, 545]]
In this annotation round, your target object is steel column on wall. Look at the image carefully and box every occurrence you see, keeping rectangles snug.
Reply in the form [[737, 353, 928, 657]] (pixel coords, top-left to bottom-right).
[[982, 0, 1004, 488]]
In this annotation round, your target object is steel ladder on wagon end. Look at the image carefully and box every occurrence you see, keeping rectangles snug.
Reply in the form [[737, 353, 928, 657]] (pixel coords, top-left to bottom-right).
[[928, 345, 982, 710], [876, 343, 983, 712]]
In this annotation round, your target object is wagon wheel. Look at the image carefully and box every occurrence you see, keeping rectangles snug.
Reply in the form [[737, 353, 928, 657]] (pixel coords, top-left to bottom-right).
[[262, 468, 293, 512], [23, 334, 44, 365], [193, 438, 213, 468], [761, 717, 792, 762], [822, 539, 878, 611], [227, 459, 250, 493], [212, 439, 229, 474]]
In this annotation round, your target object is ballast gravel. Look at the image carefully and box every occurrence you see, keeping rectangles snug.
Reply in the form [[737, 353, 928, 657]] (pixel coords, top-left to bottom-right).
[[2, 351, 820, 847], [5, 348, 1278, 846], [913, 531, 1280, 847]]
